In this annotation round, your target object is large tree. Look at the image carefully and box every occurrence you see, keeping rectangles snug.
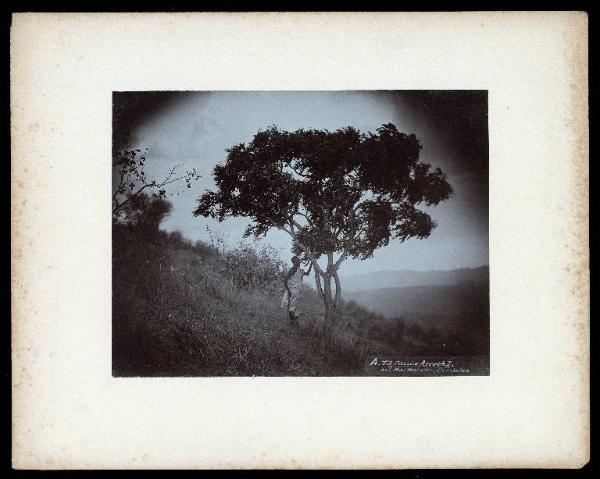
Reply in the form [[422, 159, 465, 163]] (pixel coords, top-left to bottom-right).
[[194, 123, 453, 327]]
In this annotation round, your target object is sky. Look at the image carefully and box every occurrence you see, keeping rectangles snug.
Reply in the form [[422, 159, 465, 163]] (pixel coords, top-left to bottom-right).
[[113, 91, 488, 276]]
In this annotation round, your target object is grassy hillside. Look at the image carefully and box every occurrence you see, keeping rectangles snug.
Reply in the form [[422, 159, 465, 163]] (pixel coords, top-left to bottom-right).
[[112, 224, 488, 376]]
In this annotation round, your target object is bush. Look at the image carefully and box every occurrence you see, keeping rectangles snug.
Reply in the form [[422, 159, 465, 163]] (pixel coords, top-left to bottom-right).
[[206, 241, 285, 293]]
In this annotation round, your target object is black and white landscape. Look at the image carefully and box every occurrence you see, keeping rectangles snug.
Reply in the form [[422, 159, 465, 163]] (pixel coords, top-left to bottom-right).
[[112, 91, 489, 377]]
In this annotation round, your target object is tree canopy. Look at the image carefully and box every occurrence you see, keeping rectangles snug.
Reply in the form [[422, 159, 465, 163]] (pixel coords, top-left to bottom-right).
[[194, 123, 453, 322]]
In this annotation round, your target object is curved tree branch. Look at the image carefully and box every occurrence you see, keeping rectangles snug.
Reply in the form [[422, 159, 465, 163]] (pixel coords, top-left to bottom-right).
[[287, 162, 311, 179], [279, 223, 325, 278]]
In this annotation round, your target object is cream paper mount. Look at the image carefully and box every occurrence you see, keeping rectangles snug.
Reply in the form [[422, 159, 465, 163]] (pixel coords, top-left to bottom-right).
[[11, 12, 589, 469]]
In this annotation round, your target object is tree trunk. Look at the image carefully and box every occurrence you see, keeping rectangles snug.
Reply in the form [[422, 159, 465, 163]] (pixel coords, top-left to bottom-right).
[[314, 266, 324, 297], [321, 272, 340, 338], [323, 273, 334, 322], [333, 270, 342, 310], [308, 255, 342, 336], [325, 252, 338, 331]]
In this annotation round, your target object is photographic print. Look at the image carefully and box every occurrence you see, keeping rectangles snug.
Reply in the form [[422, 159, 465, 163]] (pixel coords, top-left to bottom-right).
[[112, 90, 489, 377], [13, 12, 588, 469]]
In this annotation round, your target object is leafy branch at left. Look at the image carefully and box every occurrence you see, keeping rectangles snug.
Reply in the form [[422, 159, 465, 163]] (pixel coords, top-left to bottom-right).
[[112, 148, 201, 223]]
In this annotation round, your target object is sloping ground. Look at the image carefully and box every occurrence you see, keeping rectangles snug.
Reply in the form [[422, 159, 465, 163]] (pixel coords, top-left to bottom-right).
[[112, 233, 402, 376], [112, 229, 488, 376]]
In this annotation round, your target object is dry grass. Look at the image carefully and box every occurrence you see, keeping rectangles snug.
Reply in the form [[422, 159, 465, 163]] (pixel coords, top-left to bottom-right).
[[112, 226, 435, 376]]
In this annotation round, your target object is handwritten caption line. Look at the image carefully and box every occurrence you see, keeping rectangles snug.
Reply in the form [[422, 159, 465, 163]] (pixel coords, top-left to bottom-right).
[[367, 357, 471, 375]]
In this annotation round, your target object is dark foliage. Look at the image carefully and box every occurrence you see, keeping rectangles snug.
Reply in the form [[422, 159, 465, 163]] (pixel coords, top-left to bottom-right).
[[194, 123, 453, 324]]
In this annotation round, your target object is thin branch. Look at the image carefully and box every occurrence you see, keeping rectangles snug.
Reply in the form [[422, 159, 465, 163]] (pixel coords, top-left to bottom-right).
[[162, 175, 188, 186], [333, 251, 348, 270], [314, 270, 324, 296], [112, 170, 126, 202], [287, 161, 311, 179], [352, 200, 366, 214], [280, 225, 294, 236], [112, 162, 190, 215], [294, 210, 314, 228], [333, 207, 358, 270], [290, 218, 304, 232], [346, 172, 359, 183], [113, 183, 152, 212]]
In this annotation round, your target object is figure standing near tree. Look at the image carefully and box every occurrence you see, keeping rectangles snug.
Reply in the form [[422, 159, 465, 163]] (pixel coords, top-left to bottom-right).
[[282, 255, 312, 324]]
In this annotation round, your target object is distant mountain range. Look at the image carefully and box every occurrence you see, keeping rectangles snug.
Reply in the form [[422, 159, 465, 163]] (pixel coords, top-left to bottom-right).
[[345, 282, 489, 319], [341, 265, 489, 348], [340, 265, 489, 293], [338, 265, 490, 355]]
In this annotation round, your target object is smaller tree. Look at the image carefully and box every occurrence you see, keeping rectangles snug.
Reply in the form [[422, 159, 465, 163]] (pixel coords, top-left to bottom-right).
[[119, 193, 173, 235], [112, 148, 200, 223]]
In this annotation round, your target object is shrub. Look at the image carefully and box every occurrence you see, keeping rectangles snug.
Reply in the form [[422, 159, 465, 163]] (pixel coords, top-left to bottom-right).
[[222, 243, 284, 292]]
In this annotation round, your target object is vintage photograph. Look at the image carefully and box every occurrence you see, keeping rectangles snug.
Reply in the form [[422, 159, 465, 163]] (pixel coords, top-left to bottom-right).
[[112, 91, 489, 377], [12, 11, 588, 469]]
